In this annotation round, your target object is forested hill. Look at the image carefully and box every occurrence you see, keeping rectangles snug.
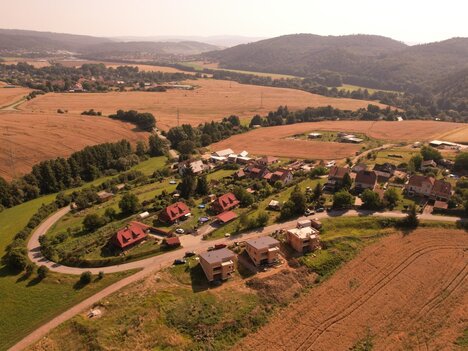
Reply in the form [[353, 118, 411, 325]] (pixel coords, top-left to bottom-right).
[[204, 34, 468, 92], [0, 28, 111, 52]]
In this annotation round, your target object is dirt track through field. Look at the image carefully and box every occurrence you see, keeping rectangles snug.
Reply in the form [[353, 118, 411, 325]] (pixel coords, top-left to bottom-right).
[[0, 86, 32, 108], [233, 229, 468, 351]]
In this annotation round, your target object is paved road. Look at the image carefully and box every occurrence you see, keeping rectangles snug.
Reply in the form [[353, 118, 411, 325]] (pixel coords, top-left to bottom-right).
[[13, 207, 465, 351]]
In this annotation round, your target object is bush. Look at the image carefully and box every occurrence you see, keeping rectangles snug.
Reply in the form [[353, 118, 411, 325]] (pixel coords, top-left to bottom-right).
[[98, 271, 105, 280], [37, 265, 49, 279], [80, 271, 92, 285]]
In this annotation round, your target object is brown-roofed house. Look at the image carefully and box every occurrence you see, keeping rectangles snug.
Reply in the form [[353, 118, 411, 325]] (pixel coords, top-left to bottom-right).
[[97, 190, 114, 203], [112, 221, 149, 249], [159, 202, 191, 224], [355, 170, 377, 191], [212, 193, 240, 214], [326, 166, 351, 190], [257, 156, 279, 166], [245, 236, 280, 266], [405, 175, 435, 197], [199, 248, 237, 282], [269, 168, 293, 185], [431, 179, 452, 201]]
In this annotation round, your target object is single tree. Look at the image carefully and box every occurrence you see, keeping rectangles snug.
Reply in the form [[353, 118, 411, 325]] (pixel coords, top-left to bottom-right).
[[37, 265, 49, 280], [83, 213, 106, 231], [119, 193, 141, 215], [403, 204, 419, 228], [195, 175, 209, 196], [361, 189, 382, 210], [333, 190, 354, 209], [341, 172, 353, 190], [80, 271, 92, 285], [383, 188, 400, 209]]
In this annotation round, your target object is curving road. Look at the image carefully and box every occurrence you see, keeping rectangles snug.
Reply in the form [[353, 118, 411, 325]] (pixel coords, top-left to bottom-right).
[[12, 206, 465, 351]]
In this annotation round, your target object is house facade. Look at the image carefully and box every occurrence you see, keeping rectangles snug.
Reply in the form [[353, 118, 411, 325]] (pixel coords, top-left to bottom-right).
[[326, 166, 350, 190], [286, 227, 320, 253], [199, 248, 237, 282], [245, 236, 280, 266], [355, 170, 377, 191], [405, 175, 434, 197]]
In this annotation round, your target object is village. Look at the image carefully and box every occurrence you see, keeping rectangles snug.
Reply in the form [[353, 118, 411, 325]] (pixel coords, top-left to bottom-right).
[[48, 136, 463, 284]]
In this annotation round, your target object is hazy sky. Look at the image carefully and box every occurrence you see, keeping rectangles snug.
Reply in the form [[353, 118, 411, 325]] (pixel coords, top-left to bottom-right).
[[1, 0, 467, 43]]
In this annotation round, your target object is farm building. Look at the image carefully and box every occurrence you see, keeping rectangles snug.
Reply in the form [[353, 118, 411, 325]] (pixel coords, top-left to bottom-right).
[[199, 248, 237, 282], [286, 227, 321, 253], [421, 160, 437, 170], [268, 200, 281, 211], [178, 160, 207, 175], [159, 202, 191, 224], [112, 221, 149, 250], [257, 155, 279, 165], [212, 193, 240, 214], [213, 148, 235, 158], [245, 236, 280, 266]]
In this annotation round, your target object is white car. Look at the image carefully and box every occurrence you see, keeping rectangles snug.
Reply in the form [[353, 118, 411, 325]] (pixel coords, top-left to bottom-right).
[[175, 228, 185, 234]]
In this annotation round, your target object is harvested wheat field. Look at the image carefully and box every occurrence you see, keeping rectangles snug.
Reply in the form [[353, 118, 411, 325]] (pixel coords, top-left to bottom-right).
[[19, 79, 389, 130], [234, 228, 468, 351], [211, 120, 466, 159], [0, 112, 148, 180], [0, 85, 32, 108]]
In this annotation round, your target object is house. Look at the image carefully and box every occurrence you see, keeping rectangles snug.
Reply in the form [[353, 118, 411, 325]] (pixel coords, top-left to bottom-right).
[[392, 170, 408, 182], [178, 160, 206, 175], [308, 132, 322, 139], [159, 202, 191, 224], [216, 211, 238, 224], [352, 163, 367, 173], [433, 200, 449, 210], [112, 221, 149, 249], [430, 179, 452, 201], [437, 158, 455, 170], [245, 236, 280, 266], [269, 168, 293, 185], [212, 193, 240, 213], [233, 169, 245, 179], [245, 165, 270, 179], [373, 163, 396, 182], [286, 227, 321, 253], [355, 170, 377, 191], [405, 175, 434, 197], [421, 159, 437, 170], [268, 200, 281, 211], [257, 156, 279, 166], [326, 166, 351, 190], [199, 248, 237, 282]]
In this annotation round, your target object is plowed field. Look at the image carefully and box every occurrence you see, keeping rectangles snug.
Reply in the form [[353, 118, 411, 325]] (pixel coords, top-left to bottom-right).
[[233, 228, 468, 351]]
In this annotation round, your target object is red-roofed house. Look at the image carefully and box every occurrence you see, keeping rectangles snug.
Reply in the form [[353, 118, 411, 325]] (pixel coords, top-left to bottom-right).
[[217, 211, 238, 224], [159, 202, 191, 224], [431, 179, 452, 201], [212, 193, 240, 214], [112, 221, 149, 249], [164, 236, 181, 247]]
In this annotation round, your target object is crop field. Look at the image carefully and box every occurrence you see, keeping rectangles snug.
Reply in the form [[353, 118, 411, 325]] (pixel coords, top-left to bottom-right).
[[210, 120, 467, 159], [0, 111, 149, 180], [0, 84, 32, 107], [234, 228, 468, 351], [19, 78, 389, 130]]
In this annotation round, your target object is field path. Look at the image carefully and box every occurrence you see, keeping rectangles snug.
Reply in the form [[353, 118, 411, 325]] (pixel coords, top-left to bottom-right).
[[12, 208, 466, 351]]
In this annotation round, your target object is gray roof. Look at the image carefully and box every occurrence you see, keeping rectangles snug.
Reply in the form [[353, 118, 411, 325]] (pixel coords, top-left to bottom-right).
[[199, 248, 235, 264], [245, 236, 279, 251]]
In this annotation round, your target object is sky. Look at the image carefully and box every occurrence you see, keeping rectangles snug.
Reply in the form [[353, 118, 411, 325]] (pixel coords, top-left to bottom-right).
[[1, 0, 467, 44]]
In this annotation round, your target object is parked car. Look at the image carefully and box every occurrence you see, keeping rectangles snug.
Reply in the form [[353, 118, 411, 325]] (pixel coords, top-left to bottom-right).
[[175, 228, 185, 234], [316, 207, 325, 213], [184, 251, 196, 257], [214, 243, 227, 249], [224, 233, 231, 237], [173, 259, 186, 265], [304, 209, 315, 216], [207, 246, 215, 251]]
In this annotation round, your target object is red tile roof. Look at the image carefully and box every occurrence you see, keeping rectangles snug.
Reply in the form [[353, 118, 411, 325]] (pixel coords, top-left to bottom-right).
[[217, 211, 238, 223], [113, 221, 149, 249], [214, 193, 240, 212], [165, 236, 181, 246], [355, 170, 377, 186], [432, 179, 452, 197], [160, 202, 190, 222], [407, 175, 434, 187]]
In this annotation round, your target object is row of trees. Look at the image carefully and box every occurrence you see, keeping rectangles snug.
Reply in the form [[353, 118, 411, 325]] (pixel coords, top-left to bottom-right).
[[109, 110, 156, 132]]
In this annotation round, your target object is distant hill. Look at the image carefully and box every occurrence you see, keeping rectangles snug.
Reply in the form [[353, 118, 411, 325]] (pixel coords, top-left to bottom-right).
[[0, 28, 110, 52], [112, 35, 265, 47], [82, 41, 220, 60], [0, 29, 219, 59], [204, 34, 468, 92]]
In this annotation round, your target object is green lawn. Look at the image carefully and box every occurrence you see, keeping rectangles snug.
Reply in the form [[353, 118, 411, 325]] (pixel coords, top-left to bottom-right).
[[338, 84, 401, 95], [295, 130, 383, 151], [370, 147, 419, 166]]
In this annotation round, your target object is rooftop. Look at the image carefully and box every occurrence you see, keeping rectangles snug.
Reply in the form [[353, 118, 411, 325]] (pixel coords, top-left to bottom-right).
[[288, 227, 319, 240], [245, 236, 280, 251], [199, 248, 236, 265]]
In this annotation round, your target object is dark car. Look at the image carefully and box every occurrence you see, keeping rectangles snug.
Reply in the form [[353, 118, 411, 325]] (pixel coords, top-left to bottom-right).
[[173, 259, 186, 265], [184, 251, 196, 257], [316, 207, 325, 213]]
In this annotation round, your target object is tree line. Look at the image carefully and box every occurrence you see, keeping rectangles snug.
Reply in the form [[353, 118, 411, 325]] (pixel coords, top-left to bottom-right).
[[109, 110, 156, 132]]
